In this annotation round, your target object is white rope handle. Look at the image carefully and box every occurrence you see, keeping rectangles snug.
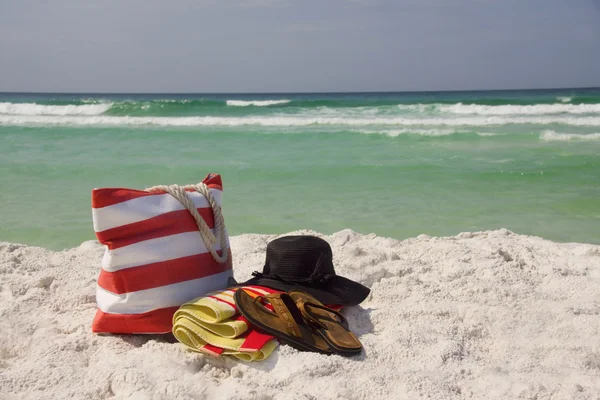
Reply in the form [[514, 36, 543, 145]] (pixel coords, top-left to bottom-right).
[[145, 182, 229, 264]]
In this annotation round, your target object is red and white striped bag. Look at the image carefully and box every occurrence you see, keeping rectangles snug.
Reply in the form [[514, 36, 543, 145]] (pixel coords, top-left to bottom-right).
[[91, 173, 233, 334]]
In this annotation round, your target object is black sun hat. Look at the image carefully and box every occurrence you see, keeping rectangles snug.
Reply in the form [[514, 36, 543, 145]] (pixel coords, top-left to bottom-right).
[[233, 235, 370, 306]]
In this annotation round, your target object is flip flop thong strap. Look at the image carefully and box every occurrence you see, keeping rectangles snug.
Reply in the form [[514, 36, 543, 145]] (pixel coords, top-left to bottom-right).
[[296, 300, 349, 330], [258, 294, 303, 339]]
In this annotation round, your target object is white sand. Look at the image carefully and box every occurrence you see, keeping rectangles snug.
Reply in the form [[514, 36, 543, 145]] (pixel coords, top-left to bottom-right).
[[1, 229, 599, 400]]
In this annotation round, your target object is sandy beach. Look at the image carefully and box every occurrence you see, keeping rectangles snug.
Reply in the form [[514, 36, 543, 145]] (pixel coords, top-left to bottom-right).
[[1, 229, 599, 399], [2, 0, 599, 398]]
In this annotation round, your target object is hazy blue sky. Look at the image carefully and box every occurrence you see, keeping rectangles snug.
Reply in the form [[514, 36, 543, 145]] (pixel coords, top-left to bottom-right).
[[1, 0, 599, 93]]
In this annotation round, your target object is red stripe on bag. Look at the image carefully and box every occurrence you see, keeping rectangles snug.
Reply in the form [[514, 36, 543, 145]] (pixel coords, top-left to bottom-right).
[[98, 250, 233, 294], [92, 307, 180, 334], [92, 174, 223, 208], [96, 208, 217, 249], [92, 186, 223, 208]]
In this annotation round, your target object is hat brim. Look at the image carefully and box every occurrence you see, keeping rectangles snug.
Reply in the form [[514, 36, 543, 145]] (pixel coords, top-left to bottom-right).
[[231, 275, 370, 307]]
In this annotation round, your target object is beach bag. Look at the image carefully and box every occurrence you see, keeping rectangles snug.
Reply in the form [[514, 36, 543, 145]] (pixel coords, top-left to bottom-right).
[[91, 173, 233, 334]]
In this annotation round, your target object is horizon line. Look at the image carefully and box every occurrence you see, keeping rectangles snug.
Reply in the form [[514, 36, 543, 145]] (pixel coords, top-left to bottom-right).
[[1, 85, 600, 96]]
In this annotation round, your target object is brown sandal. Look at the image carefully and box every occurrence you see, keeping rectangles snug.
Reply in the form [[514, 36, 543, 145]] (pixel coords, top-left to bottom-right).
[[234, 289, 332, 354], [288, 290, 363, 356]]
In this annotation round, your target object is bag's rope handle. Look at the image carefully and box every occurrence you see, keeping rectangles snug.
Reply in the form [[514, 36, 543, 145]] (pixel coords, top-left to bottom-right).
[[145, 183, 228, 264]]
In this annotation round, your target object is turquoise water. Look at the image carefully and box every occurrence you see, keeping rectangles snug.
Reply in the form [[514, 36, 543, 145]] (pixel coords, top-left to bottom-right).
[[1, 89, 599, 250]]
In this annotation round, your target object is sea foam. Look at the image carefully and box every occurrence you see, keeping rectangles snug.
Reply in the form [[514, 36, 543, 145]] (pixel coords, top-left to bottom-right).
[[540, 130, 600, 141], [0, 102, 112, 116], [226, 100, 291, 107], [437, 103, 600, 115], [2, 115, 600, 127], [357, 128, 476, 137]]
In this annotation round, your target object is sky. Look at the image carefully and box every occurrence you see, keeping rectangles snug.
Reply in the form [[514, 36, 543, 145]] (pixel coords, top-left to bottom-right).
[[1, 0, 599, 93]]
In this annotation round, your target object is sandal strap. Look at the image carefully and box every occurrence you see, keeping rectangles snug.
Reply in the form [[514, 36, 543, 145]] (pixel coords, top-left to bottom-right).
[[296, 300, 349, 330], [254, 293, 314, 342]]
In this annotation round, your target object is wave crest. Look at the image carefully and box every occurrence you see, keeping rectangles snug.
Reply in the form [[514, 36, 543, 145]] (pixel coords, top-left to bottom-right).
[[540, 130, 600, 142], [0, 102, 112, 116], [437, 103, 600, 116], [2, 115, 600, 127], [358, 128, 471, 137], [226, 100, 291, 107], [556, 96, 572, 103]]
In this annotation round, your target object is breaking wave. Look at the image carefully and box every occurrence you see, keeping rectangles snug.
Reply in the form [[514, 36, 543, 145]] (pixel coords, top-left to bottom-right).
[[226, 100, 291, 107], [356, 128, 486, 137], [540, 130, 600, 142], [435, 103, 600, 115], [557, 96, 573, 103], [2, 115, 600, 127], [0, 102, 113, 116], [2, 97, 600, 119]]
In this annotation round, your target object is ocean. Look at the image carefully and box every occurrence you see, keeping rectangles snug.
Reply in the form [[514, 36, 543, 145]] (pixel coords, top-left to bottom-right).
[[1, 88, 599, 250]]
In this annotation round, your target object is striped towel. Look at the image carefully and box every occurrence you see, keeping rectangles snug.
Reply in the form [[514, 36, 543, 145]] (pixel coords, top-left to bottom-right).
[[172, 286, 281, 361], [91, 173, 233, 334]]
